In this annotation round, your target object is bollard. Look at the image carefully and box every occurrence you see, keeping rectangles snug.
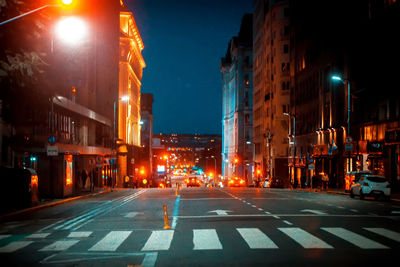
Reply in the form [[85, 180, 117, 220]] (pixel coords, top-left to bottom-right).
[[163, 204, 171, 229]]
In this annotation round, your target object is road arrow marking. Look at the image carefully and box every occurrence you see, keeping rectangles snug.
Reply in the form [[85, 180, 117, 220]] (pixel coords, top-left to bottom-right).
[[207, 210, 232, 215], [300, 209, 327, 215], [124, 212, 143, 218]]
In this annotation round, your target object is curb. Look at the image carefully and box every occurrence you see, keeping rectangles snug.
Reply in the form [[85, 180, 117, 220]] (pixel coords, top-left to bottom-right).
[[298, 188, 400, 202], [0, 189, 112, 221]]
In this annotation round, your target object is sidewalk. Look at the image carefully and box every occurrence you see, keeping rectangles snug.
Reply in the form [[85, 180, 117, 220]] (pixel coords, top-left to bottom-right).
[[297, 187, 400, 202], [0, 187, 112, 220]]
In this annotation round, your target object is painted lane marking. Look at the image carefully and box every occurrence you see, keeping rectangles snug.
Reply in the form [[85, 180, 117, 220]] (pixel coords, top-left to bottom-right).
[[26, 233, 50, 239], [251, 205, 257, 208], [283, 220, 293, 225], [300, 209, 327, 215], [273, 215, 281, 219], [364, 228, 400, 242], [89, 231, 131, 251], [0, 241, 33, 253], [124, 212, 142, 218], [237, 228, 278, 249], [193, 229, 222, 250], [258, 208, 263, 211], [0, 235, 11, 240], [279, 227, 333, 249], [337, 206, 345, 209], [322, 228, 388, 249], [67, 231, 92, 238], [181, 198, 235, 200], [141, 230, 174, 251], [208, 210, 232, 215], [171, 195, 181, 229], [55, 190, 145, 230], [350, 209, 358, 213], [39, 240, 79, 251]]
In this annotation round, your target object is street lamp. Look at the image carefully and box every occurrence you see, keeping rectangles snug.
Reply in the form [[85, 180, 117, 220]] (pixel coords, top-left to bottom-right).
[[55, 16, 88, 46], [246, 141, 255, 184], [331, 75, 351, 137], [284, 112, 296, 186], [332, 74, 352, 173], [0, 0, 76, 26]]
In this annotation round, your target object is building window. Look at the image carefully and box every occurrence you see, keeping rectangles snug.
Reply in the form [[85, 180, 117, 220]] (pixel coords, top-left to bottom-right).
[[284, 7, 289, 17], [283, 44, 289, 54], [284, 25, 290, 36]]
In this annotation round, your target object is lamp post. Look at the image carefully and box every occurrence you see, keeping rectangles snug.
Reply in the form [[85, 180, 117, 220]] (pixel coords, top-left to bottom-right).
[[332, 74, 352, 174], [246, 141, 255, 185], [284, 112, 296, 186], [113, 95, 129, 189], [0, 0, 75, 26]]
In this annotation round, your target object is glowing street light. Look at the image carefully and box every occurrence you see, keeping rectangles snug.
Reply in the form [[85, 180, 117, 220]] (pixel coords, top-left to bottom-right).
[[55, 16, 88, 45]]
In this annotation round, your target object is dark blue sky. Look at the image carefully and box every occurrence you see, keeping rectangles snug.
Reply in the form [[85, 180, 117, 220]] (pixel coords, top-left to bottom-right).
[[126, 0, 253, 134]]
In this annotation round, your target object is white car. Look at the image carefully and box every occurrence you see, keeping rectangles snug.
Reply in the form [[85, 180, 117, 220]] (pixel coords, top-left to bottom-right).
[[350, 174, 391, 201]]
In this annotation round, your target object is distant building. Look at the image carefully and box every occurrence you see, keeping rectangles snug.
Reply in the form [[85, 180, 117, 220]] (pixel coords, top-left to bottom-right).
[[220, 14, 253, 183], [118, 2, 146, 187], [253, 0, 290, 186], [152, 134, 221, 177], [140, 93, 154, 179]]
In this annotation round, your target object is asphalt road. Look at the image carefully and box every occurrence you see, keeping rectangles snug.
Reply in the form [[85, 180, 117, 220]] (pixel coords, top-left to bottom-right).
[[1, 187, 400, 266]]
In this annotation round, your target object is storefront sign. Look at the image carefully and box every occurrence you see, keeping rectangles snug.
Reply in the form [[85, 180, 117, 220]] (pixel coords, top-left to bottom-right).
[[47, 146, 58, 156], [367, 141, 384, 153]]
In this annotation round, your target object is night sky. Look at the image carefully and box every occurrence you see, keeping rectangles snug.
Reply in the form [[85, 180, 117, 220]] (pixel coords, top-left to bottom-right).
[[126, 0, 253, 135]]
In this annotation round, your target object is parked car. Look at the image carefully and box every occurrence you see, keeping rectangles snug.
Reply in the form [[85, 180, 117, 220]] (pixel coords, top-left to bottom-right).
[[186, 177, 201, 187], [345, 170, 372, 192], [0, 166, 39, 212], [228, 177, 246, 187], [350, 174, 390, 201]]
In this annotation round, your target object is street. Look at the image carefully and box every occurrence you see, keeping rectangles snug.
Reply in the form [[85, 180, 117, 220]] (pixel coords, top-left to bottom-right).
[[1, 187, 399, 266]]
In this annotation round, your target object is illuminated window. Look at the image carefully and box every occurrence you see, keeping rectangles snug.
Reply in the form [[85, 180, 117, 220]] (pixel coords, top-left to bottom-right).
[[65, 155, 73, 186]]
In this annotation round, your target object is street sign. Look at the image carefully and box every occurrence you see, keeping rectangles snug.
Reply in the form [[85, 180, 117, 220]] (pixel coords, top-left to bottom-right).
[[47, 134, 57, 145], [130, 158, 135, 165], [89, 158, 96, 166], [345, 143, 353, 152], [308, 164, 315, 170], [46, 146, 58, 156], [345, 136, 353, 144]]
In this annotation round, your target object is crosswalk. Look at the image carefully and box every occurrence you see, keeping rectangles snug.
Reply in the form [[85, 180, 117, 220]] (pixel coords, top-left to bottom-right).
[[0, 227, 399, 254]]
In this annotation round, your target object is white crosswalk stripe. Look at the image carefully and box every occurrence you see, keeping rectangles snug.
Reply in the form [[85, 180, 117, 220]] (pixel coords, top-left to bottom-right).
[[27, 233, 50, 239], [88, 231, 131, 251], [322, 227, 388, 249], [364, 228, 400, 242], [141, 230, 174, 251], [68, 231, 93, 238], [0, 241, 33, 253], [237, 228, 278, 249], [279, 227, 333, 249], [193, 229, 222, 250], [39, 240, 79, 251], [0, 227, 398, 253]]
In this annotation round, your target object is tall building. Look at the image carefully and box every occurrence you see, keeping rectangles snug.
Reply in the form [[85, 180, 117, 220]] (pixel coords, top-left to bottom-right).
[[117, 2, 146, 187], [220, 14, 253, 184], [140, 93, 154, 180], [253, 0, 290, 186], [287, 0, 400, 190]]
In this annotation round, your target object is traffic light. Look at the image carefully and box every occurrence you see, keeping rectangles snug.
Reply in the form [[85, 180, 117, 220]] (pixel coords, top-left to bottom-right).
[[234, 158, 239, 164], [209, 172, 213, 177]]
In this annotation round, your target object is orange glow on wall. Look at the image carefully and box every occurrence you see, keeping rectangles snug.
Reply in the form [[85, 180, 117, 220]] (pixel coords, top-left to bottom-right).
[[65, 155, 73, 186]]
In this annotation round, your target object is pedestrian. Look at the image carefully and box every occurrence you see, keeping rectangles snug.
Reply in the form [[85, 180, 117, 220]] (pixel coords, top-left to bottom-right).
[[81, 169, 88, 190], [321, 172, 329, 190], [89, 168, 94, 191]]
